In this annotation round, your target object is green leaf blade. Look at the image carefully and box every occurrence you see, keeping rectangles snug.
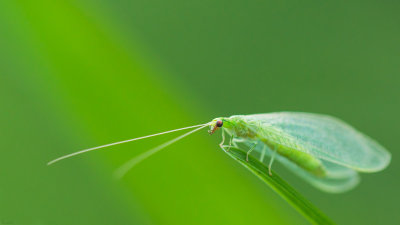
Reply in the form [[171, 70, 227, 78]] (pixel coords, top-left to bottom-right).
[[225, 148, 336, 225]]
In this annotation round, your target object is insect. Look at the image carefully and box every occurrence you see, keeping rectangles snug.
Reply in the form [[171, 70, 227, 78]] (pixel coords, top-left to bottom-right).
[[48, 112, 391, 193]]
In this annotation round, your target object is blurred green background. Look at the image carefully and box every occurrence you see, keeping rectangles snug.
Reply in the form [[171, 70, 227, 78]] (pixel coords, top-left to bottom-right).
[[1, 0, 399, 224]]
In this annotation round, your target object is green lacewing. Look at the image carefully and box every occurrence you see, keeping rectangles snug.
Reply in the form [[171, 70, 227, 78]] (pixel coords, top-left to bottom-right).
[[48, 112, 391, 193]]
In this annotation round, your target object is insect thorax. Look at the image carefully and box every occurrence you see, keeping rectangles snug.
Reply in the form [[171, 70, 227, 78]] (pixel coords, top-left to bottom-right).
[[223, 116, 258, 139]]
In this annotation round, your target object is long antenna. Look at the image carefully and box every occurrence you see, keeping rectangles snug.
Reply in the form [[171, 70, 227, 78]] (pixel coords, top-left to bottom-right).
[[114, 124, 208, 179], [47, 123, 209, 165]]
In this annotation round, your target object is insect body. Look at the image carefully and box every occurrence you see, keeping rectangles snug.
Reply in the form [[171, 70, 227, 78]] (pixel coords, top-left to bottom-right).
[[210, 113, 391, 192], [48, 112, 391, 193], [210, 115, 326, 177]]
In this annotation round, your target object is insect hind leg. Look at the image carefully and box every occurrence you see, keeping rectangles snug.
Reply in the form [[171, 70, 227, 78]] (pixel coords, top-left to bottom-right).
[[268, 148, 277, 176], [259, 145, 266, 162]]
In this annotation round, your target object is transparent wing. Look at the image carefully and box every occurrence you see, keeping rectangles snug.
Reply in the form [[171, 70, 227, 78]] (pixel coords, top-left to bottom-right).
[[234, 139, 360, 193], [274, 153, 360, 193], [245, 112, 391, 172]]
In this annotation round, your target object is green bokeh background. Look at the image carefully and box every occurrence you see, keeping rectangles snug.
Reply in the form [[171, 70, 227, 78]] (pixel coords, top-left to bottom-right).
[[1, 0, 399, 224]]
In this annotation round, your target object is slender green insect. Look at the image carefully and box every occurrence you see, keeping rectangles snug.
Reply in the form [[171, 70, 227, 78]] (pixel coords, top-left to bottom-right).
[[48, 112, 391, 193]]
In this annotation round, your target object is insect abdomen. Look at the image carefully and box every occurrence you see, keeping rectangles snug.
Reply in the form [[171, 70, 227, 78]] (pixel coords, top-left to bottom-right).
[[259, 135, 326, 177]]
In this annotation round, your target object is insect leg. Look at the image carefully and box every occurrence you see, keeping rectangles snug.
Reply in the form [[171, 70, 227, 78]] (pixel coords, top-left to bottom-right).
[[218, 129, 228, 152], [259, 145, 266, 162], [246, 143, 257, 162], [219, 129, 225, 146], [268, 148, 277, 176], [226, 134, 234, 151], [221, 138, 241, 151]]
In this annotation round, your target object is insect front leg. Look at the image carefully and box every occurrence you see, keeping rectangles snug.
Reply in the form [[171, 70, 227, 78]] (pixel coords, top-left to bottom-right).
[[219, 129, 235, 152], [226, 134, 234, 151], [219, 129, 228, 152], [246, 142, 257, 162], [219, 129, 225, 145], [220, 137, 236, 152]]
